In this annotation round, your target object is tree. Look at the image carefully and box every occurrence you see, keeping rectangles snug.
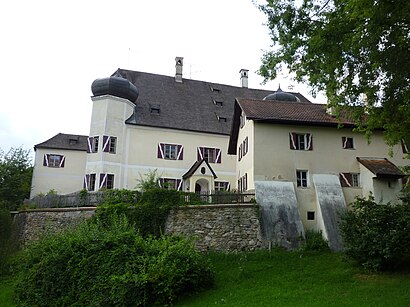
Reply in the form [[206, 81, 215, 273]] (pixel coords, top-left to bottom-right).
[[0, 147, 33, 210], [258, 0, 410, 146]]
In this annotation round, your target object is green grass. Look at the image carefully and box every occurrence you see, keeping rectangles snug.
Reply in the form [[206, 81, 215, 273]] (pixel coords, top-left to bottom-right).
[[176, 250, 410, 306], [0, 276, 16, 307], [1, 250, 410, 306]]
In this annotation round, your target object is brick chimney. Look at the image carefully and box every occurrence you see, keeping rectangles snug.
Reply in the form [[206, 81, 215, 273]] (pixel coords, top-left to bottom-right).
[[239, 69, 249, 88], [175, 57, 184, 82]]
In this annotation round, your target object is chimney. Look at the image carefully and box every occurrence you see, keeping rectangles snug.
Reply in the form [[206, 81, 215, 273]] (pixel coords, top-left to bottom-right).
[[239, 69, 249, 88], [175, 57, 184, 82]]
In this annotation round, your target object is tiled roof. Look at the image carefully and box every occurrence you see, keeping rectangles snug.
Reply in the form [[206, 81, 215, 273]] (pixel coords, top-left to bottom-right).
[[236, 98, 355, 126], [357, 157, 405, 178], [34, 133, 88, 151], [114, 69, 312, 135]]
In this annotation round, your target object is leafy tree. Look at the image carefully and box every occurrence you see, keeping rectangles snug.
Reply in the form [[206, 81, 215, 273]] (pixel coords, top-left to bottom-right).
[[258, 0, 410, 146], [0, 147, 33, 210]]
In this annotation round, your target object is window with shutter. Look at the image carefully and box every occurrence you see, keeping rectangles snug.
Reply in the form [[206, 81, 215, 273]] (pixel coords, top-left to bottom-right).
[[290, 133, 313, 150], [87, 136, 99, 153], [215, 181, 229, 192], [197, 147, 221, 163], [342, 137, 354, 149], [157, 143, 183, 160], [43, 154, 65, 168], [339, 173, 360, 187], [99, 173, 114, 189], [103, 136, 117, 154], [159, 178, 182, 190], [84, 174, 96, 191]]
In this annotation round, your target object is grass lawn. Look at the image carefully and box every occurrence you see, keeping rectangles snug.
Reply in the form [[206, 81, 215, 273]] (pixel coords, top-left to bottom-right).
[[176, 250, 410, 306], [1, 250, 409, 306]]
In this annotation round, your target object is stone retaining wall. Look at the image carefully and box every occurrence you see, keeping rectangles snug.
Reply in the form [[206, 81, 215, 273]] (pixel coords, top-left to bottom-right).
[[13, 207, 96, 245], [165, 204, 263, 251], [13, 204, 264, 251]]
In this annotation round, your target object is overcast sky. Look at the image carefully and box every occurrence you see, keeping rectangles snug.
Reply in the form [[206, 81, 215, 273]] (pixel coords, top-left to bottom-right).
[[0, 0, 325, 157]]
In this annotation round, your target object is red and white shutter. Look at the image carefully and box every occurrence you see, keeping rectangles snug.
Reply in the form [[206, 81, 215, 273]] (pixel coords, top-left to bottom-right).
[[176, 145, 184, 160], [342, 137, 348, 149], [339, 173, 352, 187], [158, 178, 164, 188], [102, 136, 110, 152], [83, 174, 89, 190], [289, 133, 297, 150], [216, 148, 221, 163], [197, 147, 204, 161], [99, 173, 107, 189], [401, 140, 409, 154], [43, 154, 49, 166], [87, 137, 93, 153], [225, 182, 230, 191], [59, 155, 65, 168], [306, 134, 313, 150], [176, 179, 182, 191], [157, 143, 165, 159]]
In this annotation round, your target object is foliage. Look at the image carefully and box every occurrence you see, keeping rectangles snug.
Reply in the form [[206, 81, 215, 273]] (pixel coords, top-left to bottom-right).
[[15, 214, 214, 306], [302, 230, 330, 252], [0, 209, 14, 274], [136, 169, 161, 192], [340, 196, 410, 271], [96, 188, 181, 237], [258, 0, 410, 146], [0, 147, 33, 210]]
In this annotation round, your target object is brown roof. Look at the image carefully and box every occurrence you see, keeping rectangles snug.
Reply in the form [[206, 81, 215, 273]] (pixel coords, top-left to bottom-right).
[[236, 98, 355, 126], [34, 133, 88, 152], [357, 157, 405, 178]]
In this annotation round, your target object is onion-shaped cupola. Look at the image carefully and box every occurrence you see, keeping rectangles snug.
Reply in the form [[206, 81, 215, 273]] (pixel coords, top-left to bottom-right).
[[263, 86, 300, 102], [91, 75, 139, 104]]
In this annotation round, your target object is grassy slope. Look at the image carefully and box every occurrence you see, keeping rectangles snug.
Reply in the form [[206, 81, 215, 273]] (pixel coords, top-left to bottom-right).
[[1, 250, 409, 306], [176, 250, 410, 306]]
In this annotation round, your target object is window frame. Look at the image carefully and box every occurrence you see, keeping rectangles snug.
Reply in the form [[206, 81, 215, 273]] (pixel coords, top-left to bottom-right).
[[43, 154, 65, 168], [103, 136, 117, 154], [290, 133, 313, 151], [197, 146, 221, 164], [342, 137, 355, 149], [339, 172, 360, 187], [296, 170, 309, 188]]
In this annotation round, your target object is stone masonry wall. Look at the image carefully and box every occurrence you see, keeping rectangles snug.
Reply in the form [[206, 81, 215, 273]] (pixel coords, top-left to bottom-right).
[[13, 207, 96, 245], [165, 204, 264, 252], [13, 205, 264, 252]]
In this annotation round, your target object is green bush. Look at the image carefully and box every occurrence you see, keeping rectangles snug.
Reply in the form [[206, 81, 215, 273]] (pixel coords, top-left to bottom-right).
[[15, 214, 214, 306], [340, 196, 410, 271], [0, 208, 18, 274], [302, 230, 330, 252], [96, 188, 181, 237]]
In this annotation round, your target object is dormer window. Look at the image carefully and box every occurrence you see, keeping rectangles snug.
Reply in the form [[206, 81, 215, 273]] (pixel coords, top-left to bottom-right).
[[213, 99, 223, 106], [210, 86, 221, 93], [150, 104, 160, 114], [69, 137, 79, 145], [217, 115, 227, 122]]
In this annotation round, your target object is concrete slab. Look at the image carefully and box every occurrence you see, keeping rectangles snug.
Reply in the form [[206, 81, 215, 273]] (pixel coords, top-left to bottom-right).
[[255, 181, 305, 250], [313, 174, 347, 251]]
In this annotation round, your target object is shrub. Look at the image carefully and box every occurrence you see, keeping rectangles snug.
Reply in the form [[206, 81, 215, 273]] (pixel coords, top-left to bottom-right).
[[302, 230, 330, 252], [0, 208, 19, 275], [340, 196, 410, 271], [15, 214, 214, 306], [96, 188, 181, 237]]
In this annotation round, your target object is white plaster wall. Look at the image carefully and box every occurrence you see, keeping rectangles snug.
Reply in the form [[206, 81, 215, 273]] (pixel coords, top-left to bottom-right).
[[236, 117, 255, 191], [31, 148, 87, 197]]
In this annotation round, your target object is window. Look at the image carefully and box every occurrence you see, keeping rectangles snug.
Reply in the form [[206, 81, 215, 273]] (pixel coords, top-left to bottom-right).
[[342, 137, 354, 149], [84, 173, 96, 191], [401, 140, 409, 154], [197, 147, 221, 163], [157, 143, 183, 160], [213, 99, 223, 106], [238, 173, 248, 192], [289, 133, 313, 150], [217, 115, 227, 122], [43, 154, 65, 168], [238, 137, 249, 162], [210, 86, 221, 93], [100, 173, 114, 189], [87, 136, 99, 153], [339, 173, 360, 187], [69, 137, 79, 145], [103, 136, 117, 154], [159, 178, 182, 191], [215, 181, 230, 192], [296, 170, 309, 187], [307, 211, 315, 221]]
